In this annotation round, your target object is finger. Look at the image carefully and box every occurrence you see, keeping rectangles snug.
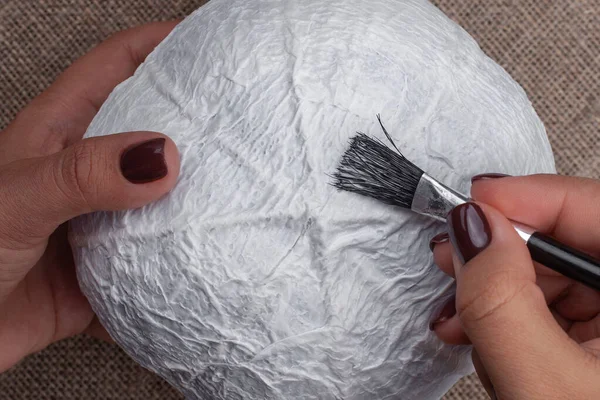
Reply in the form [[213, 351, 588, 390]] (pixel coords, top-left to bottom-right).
[[447, 202, 583, 397], [0, 21, 180, 163], [550, 308, 573, 332], [581, 338, 600, 357], [0, 132, 179, 252], [553, 283, 600, 322], [429, 295, 470, 345], [430, 243, 569, 344], [429, 220, 578, 308], [434, 237, 577, 306], [431, 240, 455, 278], [85, 316, 115, 344], [569, 315, 600, 343], [536, 274, 572, 304], [471, 174, 600, 258], [430, 315, 471, 345], [433, 233, 576, 305], [471, 349, 496, 399], [431, 298, 574, 347]]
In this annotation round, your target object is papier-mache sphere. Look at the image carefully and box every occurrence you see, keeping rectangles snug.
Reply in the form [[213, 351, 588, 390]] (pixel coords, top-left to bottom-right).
[[69, 0, 556, 398]]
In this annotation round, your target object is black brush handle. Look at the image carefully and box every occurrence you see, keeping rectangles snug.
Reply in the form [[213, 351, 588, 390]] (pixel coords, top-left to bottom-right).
[[527, 232, 600, 291]]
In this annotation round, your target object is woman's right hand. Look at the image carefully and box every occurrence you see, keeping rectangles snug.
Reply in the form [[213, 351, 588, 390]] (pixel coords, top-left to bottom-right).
[[429, 174, 600, 399]]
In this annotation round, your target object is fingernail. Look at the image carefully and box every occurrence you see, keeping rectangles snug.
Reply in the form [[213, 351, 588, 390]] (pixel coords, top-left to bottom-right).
[[447, 202, 492, 264], [120, 138, 168, 183], [429, 232, 449, 251], [471, 173, 510, 183], [429, 295, 456, 330], [490, 388, 498, 400]]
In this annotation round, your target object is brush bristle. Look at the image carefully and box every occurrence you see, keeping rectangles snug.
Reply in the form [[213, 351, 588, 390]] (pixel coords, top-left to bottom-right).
[[332, 118, 424, 209]]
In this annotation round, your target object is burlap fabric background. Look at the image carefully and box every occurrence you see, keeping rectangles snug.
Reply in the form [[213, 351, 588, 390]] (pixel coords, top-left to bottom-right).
[[0, 1, 598, 399]]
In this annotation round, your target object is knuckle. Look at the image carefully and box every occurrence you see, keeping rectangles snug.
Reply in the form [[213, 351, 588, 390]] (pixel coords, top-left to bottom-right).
[[0, 161, 48, 245], [457, 270, 531, 326], [8, 97, 71, 157], [106, 29, 144, 65], [56, 143, 98, 210]]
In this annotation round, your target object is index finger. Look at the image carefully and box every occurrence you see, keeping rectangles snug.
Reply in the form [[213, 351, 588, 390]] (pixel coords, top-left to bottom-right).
[[0, 20, 180, 163], [471, 174, 600, 258]]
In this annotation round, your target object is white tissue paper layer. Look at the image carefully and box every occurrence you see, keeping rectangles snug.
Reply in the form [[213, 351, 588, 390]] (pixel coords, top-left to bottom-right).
[[69, 0, 556, 398]]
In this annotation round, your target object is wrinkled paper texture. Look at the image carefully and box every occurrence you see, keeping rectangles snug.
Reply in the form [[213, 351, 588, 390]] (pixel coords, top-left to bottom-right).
[[69, 0, 556, 398]]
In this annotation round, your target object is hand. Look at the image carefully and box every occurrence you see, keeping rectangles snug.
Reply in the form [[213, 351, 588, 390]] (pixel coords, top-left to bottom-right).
[[0, 21, 181, 372], [429, 174, 600, 399]]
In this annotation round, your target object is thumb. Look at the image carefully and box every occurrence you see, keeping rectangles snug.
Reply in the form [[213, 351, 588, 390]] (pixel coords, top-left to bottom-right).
[[447, 202, 585, 398], [0, 132, 179, 246]]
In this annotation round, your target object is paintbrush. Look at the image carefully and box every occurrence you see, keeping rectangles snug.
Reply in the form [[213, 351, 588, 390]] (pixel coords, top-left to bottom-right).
[[332, 115, 600, 291]]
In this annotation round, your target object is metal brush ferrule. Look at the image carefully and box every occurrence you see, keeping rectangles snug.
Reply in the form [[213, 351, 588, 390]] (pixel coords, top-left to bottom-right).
[[411, 174, 534, 242], [411, 174, 468, 222]]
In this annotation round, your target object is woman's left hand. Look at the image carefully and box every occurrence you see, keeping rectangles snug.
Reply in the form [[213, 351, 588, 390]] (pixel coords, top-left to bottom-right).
[[0, 21, 181, 372]]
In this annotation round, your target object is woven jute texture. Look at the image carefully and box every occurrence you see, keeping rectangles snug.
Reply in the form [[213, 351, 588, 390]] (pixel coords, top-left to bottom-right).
[[0, 1, 598, 399]]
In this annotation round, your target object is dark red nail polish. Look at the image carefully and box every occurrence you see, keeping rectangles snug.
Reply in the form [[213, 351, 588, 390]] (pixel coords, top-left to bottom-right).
[[471, 173, 510, 183], [429, 232, 449, 251], [429, 295, 456, 330], [120, 138, 168, 184], [447, 203, 492, 264]]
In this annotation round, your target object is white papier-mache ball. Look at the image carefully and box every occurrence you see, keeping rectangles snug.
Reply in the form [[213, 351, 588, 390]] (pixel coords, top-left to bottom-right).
[[69, 0, 556, 398]]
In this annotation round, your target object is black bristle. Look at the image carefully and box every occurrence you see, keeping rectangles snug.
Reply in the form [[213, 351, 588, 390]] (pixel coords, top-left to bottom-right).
[[332, 116, 424, 209]]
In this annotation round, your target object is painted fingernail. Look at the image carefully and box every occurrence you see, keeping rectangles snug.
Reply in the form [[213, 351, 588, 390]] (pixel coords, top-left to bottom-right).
[[120, 138, 168, 184], [429, 232, 449, 251], [429, 295, 456, 330], [447, 202, 492, 264], [471, 173, 510, 183]]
